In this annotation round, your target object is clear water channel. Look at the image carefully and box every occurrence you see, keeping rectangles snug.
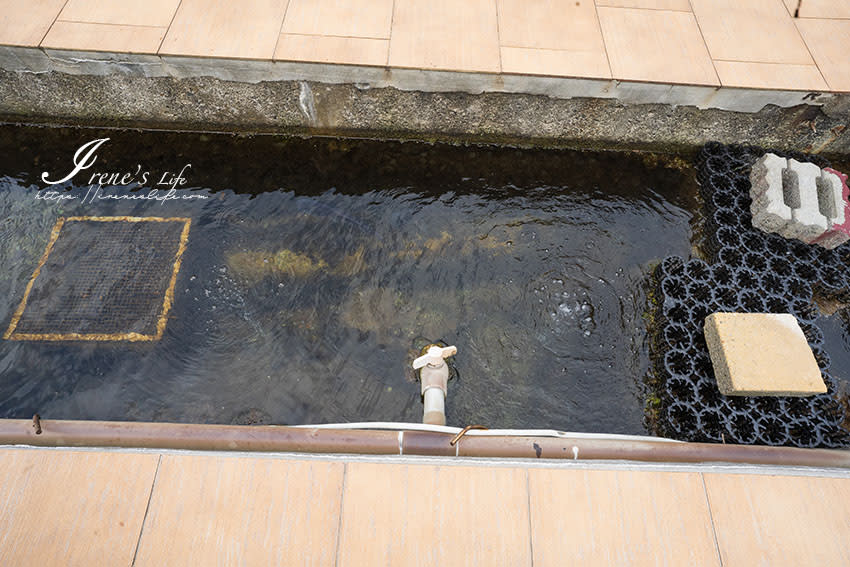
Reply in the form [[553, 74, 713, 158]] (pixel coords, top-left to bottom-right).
[[0, 123, 740, 433]]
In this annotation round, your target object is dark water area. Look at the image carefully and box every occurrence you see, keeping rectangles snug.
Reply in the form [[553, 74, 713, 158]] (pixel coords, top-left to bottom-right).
[[819, 311, 850, 406], [0, 124, 699, 433]]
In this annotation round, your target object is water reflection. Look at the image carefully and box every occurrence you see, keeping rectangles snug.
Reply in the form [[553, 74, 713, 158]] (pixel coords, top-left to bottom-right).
[[0, 126, 698, 433]]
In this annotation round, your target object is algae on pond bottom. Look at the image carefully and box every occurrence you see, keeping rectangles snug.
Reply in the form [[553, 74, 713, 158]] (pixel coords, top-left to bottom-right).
[[226, 249, 328, 282]]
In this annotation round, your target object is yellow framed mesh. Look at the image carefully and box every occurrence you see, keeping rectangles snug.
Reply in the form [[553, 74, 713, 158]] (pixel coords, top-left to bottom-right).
[[3, 216, 191, 342]]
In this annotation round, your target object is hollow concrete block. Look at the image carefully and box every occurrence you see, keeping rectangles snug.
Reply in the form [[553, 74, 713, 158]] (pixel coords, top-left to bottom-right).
[[813, 168, 850, 250], [817, 169, 846, 226], [749, 153, 786, 199], [748, 154, 848, 248], [782, 159, 829, 243], [751, 201, 794, 235], [750, 154, 793, 234], [704, 312, 826, 397]]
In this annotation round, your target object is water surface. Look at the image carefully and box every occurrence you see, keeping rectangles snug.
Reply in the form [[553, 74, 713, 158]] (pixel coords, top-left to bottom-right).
[[0, 125, 698, 433]]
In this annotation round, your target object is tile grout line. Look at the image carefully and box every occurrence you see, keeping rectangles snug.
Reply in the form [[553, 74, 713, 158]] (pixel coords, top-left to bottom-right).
[[525, 469, 534, 567], [386, 0, 396, 67], [778, 2, 850, 19], [700, 473, 725, 567], [271, 0, 293, 61], [709, 56, 831, 89], [277, 31, 391, 41], [791, 18, 832, 91], [781, 0, 796, 18], [797, 15, 850, 20], [782, 0, 827, 72], [131, 454, 163, 567], [37, 0, 71, 47], [50, 19, 169, 30], [686, 0, 722, 87], [493, 0, 502, 73], [334, 462, 348, 567], [156, 0, 184, 55], [499, 43, 607, 53], [596, 4, 692, 12], [591, 1, 614, 80], [711, 57, 821, 65]]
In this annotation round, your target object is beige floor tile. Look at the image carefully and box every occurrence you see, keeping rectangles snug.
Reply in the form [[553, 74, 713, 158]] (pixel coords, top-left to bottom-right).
[[498, 1, 610, 79], [498, 0, 606, 51], [159, 0, 288, 59], [0, 448, 158, 566], [0, 0, 66, 46], [275, 34, 388, 66], [529, 469, 721, 566], [596, 0, 692, 10], [42, 21, 166, 54], [57, 0, 181, 28], [714, 60, 827, 90], [389, 0, 501, 73], [134, 455, 344, 566], [337, 463, 531, 567], [783, 0, 850, 18], [282, 0, 393, 39], [598, 7, 719, 85], [501, 46, 611, 78], [691, 0, 813, 64], [796, 19, 850, 92], [705, 473, 850, 565]]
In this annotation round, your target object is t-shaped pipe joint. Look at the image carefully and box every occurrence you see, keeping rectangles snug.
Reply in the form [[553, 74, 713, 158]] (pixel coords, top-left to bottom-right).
[[412, 345, 457, 425]]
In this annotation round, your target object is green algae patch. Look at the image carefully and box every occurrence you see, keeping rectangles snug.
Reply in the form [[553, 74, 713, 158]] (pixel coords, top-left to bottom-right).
[[226, 249, 327, 281], [393, 230, 514, 261], [333, 245, 369, 277]]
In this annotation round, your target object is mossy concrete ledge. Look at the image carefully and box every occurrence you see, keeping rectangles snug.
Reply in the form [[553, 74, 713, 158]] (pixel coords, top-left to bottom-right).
[[1, 45, 849, 156]]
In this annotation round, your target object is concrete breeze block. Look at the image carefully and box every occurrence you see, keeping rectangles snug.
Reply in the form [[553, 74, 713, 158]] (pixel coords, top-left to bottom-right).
[[749, 153, 786, 199], [813, 168, 850, 249], [781, 159, 829, 243], [704, 312, 827, 397], [750, 154, 793, 234], [817, 170, 846, 226], [749, 154, 850, 248]]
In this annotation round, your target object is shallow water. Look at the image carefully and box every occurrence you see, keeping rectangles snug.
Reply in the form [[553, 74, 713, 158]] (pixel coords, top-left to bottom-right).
[[0, 125, 699, 433]]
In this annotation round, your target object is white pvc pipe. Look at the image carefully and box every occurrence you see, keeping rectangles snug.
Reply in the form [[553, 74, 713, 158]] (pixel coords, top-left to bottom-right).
[[294, 421, 682, 443], [422, 388, 446, 425]]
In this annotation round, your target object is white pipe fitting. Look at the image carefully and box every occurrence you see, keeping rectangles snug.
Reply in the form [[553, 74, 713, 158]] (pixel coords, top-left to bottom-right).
[[412, 345, 457, 426], [422, 388, 446, 426]]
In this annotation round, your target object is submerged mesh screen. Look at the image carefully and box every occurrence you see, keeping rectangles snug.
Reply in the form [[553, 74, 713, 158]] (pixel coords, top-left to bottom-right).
[[5, 216, 190, 341]]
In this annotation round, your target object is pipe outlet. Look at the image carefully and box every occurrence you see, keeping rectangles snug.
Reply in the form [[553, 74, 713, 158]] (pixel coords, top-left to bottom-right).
[[412, 344, 457, 426]]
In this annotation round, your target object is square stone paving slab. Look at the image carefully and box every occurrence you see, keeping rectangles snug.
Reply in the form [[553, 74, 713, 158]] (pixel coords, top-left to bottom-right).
[[704, 312, 826, 396]]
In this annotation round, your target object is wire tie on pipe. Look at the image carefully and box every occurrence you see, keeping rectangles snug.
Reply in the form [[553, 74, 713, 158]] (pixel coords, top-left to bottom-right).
[[32, 414, 42, 435], [449, 424, 487, 446]]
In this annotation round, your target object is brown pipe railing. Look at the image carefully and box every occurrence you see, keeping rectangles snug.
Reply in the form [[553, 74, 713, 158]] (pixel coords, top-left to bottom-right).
[[1, 418, 849, 469]]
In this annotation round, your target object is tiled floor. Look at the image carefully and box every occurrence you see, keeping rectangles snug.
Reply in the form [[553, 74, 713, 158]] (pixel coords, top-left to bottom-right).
[[597, 6, 718, 85], [1, 447, 849, 565], [0, 0, 848, 91], [160, 0, 290, 59], [388, 0, 501, 73], [498, 0, 610, 79]]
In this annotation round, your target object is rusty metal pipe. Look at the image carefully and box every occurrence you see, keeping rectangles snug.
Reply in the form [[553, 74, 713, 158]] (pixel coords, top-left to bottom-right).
[[453, 435, 850, 468], [1, 418, 848, 469], [0, 419, 400, 454]]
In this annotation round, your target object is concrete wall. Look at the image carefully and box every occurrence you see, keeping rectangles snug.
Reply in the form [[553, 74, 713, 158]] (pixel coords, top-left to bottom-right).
[[1, 45, 848, 156]]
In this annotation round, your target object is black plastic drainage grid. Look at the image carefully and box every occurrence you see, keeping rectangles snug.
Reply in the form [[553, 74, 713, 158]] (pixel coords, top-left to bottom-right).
[[650, 142, 850, 449]]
